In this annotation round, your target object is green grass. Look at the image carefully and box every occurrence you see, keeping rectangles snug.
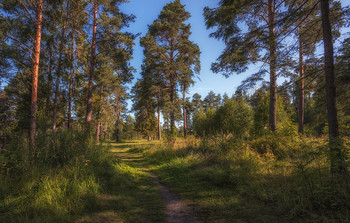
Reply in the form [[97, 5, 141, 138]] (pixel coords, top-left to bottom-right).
[[0, 135, 164, 223], [135, 135, 350, 223]]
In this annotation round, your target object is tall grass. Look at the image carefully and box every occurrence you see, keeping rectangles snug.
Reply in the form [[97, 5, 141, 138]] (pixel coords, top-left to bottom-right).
[[143, 134, 350, 222], [0, 131, 115, 222]]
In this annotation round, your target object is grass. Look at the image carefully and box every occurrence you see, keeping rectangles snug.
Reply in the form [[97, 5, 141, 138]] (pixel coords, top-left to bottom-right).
[[0, 135, 164, 223], [1, 134, 348, 222], [136, 135, 350, 223]]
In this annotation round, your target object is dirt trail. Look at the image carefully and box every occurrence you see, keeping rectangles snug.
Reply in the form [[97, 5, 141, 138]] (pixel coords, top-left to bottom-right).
[[148, 171, 201, 223], [114, 150, 201, 223]]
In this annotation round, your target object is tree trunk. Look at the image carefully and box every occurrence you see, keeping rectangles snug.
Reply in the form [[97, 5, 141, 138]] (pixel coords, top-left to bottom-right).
[[183, 86, 187, 138], [298, 33, 305, 135], [115, 97, 121, 143], [68, 33, 75, 131], [86, 1, 97, 131], [96, 122, 100, 142], [268, 0, 277, 132], [46, 41, 53, 112], [148, 136, 151, 142], [96, 86, 104, 143], [30, 0, 44, 149], [157, 97, 162, 140], [52, 27, 65, 134], [320, 0, 347, 174]]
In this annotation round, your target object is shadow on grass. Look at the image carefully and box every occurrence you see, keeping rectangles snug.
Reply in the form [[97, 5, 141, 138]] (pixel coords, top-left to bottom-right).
[[143, 144, 350, 223], [75, 143, 164, 223]]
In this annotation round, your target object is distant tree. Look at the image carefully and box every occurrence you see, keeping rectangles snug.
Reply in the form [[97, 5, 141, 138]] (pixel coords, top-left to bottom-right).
[[203, 91, 221, 111]]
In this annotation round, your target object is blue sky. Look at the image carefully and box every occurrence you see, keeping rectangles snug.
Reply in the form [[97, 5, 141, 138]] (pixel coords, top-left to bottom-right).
[[120, 0, 350, 103]]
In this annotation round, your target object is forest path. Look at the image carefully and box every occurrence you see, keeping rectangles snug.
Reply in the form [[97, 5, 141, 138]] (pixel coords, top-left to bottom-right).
[[111, 142, 202, 223]]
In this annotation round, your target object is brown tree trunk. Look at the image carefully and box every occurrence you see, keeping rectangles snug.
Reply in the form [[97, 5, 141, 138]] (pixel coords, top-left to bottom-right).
[[183, 86, 187, 138], [298, 33, 305, 135], [268, 0, 277, 132], [157, 96, 162, 140], [86, 1, 98, 131], [96, 122, 100, 142], [52, 27, 65, 134], [96, 86, 104, 143], [30, 0, 44, 149], [115, 97, 121, 143], [320, 0, 347, 174], [169, 82, 175, 132]]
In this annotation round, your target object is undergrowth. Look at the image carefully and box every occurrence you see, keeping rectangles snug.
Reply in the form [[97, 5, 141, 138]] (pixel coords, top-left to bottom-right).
[[142, 134, 350, 222], [0, 131, 115, 222]]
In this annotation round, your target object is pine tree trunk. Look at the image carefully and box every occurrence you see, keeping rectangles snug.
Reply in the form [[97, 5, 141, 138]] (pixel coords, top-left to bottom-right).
[[320, 0, 347, 174], [268, 0, 277, 132], [30, 0, 44, 149], [298, 33, 305, 135], [183, 86, 187, 138], [52, 27, 65, 134], [157, 97, 162, 140], [46, 42, 53, 112], [115, 98, 121, 143], [68, 33, 74, 131], [86, 2, 97, 131], [96, 86, 104, 143], [169, 82, 175, 133], [96, 122, 100, 142]]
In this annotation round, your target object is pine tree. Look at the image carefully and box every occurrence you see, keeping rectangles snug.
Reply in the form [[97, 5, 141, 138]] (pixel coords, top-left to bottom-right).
[[140, 0, 200, 136], [204, 0, 295, 131]]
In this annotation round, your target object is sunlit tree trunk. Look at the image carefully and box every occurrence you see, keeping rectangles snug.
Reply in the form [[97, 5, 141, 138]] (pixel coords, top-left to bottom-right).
[[30, 0, 44, 149]]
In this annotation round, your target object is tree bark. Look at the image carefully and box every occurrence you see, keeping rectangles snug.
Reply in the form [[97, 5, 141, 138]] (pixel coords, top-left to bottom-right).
[[268, 0, 277, 132], [157, 96, 162, 140], [320, 0, 347, 174], [68, 39, 74, 130], [52, 27, 65, 134], [96, 85, 104, 143], [115, 97, 121, 143], [298, 33, 305, 135], [30, 0, 44, 149], [183, 85, 187, 138], [86, 1, 98, 131]]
